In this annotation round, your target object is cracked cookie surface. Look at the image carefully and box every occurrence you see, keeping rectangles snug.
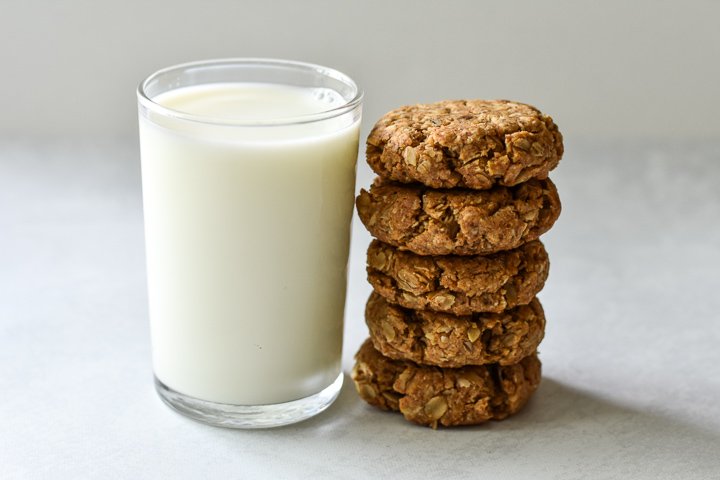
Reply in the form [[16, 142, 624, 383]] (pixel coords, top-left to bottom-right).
[[367, 239, 548, 315], [356, 177, 561, 256], [352, 339, 541, 428], [366, 99, 563, 189], [365, 293, 545, 367]]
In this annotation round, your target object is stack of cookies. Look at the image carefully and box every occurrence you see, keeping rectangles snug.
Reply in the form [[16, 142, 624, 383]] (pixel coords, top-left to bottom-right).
[[352, 100, 563, 428]]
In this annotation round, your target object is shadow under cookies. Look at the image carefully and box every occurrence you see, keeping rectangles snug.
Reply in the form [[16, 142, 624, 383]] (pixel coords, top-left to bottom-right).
[[485, 378, 720, 476], [221, 374, 720, 478]]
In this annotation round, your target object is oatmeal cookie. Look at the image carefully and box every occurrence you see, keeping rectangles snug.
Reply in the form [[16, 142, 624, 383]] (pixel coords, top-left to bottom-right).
[[367, 239, 548, 315], [366, 100, 563, 189], [356, 178, 561, 256], [352, 339, 541, 428], [365, 293, 545, 367]]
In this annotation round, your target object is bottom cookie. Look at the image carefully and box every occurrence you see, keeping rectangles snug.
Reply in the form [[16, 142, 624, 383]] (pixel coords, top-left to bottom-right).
[[352, 339, 541, 428]]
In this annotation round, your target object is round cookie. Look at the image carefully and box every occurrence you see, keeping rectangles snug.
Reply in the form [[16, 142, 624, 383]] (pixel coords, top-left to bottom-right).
[[367, 239, 549, 315], [352, 339, 541, 428], [366, 99, 563, 190], [356, 177, 561, 256], [365, 292, 545, 367]]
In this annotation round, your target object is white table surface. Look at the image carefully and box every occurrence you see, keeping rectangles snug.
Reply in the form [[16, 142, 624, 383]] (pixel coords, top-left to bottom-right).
[[1, 139, 719, 479]]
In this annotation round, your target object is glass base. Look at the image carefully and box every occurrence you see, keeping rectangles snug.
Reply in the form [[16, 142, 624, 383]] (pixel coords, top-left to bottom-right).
[[154, 372, 343, 429]]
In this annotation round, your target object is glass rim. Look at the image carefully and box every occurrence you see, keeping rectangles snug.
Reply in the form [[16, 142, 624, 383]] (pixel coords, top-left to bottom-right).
[[137, 58, 363, 127]]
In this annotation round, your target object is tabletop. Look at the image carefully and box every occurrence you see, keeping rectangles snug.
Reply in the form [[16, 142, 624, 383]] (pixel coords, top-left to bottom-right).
[[1, 139, 719, 479]]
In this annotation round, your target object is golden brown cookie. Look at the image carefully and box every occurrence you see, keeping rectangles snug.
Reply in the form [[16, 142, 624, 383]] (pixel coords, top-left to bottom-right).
[[356, 177, 561, 256], [352, 339, 541, 428], [367, 239, 548, 315], [366, 100, 563, 189], [365, 292, 545, 367]]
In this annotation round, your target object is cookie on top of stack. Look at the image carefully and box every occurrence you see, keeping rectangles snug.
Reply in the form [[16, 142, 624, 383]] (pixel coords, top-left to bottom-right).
[[352, 99, 563, 428]]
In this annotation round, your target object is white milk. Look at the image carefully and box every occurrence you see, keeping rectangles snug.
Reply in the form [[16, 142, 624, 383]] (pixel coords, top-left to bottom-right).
[[139, 83, 359, 405]]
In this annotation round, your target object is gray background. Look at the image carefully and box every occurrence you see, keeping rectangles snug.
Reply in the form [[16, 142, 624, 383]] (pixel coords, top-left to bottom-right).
[[1, 0, 719, 140], [2, 1, 720, 479]]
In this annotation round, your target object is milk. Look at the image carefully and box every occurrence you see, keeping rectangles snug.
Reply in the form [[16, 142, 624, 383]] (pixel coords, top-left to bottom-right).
[[139, 83, 360, 405]]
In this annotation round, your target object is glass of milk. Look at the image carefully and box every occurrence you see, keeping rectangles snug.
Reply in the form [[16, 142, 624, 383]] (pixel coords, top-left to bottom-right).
[[137, 59, 362, 428]]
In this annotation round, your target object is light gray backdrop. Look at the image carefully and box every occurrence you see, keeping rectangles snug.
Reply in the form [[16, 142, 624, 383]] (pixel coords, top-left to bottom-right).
[[3, 2, 720, 479], [1, 0, 718, 141]]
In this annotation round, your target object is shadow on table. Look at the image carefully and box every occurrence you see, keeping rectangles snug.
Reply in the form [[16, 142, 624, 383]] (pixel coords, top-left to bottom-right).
[[230, 373, 719, 476], [270, 373, 719, 436]]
